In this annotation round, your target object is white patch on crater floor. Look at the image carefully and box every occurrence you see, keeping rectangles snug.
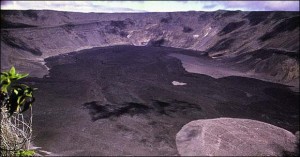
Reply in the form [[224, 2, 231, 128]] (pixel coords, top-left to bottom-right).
[[172, 81, 187, 86], [193, 34, 199, 38]]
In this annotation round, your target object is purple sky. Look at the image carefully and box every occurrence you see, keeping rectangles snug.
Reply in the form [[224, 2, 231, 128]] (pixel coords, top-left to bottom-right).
[[1, 1, 299, 13]]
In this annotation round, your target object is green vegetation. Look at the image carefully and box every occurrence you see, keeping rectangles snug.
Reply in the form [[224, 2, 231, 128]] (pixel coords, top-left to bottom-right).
[[1, 67, 36, 116], [15, 149, 35, 157], [0, 67, 36, 156]]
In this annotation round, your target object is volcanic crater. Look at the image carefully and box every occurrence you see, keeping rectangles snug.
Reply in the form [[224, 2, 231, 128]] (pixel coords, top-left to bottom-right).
[[1, 10, 299, 156]]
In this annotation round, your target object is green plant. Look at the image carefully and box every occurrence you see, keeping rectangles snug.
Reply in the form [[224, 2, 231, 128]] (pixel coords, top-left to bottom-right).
[[15, 149, 35, 157], [0, 66, 36, 116], [0, 66, 36, 156]]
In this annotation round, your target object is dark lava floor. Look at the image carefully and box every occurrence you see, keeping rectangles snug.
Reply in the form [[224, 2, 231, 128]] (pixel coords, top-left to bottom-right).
[[22, 45, 299, 156]]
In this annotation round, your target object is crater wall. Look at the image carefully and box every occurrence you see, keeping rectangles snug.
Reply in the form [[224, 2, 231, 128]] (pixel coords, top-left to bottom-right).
[[1, 10, 299, 85]]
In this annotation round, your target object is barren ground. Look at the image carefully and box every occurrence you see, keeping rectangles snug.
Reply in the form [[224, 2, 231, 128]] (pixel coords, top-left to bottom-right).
[[20, 45, 299, 156]]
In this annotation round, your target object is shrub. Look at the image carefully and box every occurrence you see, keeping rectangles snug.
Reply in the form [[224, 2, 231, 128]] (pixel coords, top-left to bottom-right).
[[0, 66, 36, 156]]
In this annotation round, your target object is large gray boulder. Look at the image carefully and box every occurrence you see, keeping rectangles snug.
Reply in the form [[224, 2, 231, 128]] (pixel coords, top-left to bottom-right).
[[176, 118, 298, 156]]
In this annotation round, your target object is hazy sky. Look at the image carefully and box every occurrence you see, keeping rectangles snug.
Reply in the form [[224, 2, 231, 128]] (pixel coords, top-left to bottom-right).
[[1, 1, 299, 13]]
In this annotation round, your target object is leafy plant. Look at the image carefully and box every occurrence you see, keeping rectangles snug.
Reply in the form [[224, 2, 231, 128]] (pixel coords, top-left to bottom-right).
[[0, 66, 36, 116], [15, 149, 35, 157], [0, 67, 36, 156]]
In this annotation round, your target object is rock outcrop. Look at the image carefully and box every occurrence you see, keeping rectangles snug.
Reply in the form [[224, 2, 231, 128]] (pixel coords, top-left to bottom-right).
[[1, 10, 299, 86], [176, 118, 298, 156]]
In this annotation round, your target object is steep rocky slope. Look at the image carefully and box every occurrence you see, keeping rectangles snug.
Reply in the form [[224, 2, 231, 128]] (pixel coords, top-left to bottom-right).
[[1, 10, 299, 86]]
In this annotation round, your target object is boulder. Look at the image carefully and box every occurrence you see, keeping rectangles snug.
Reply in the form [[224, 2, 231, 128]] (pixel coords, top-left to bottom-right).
[[176, 118, 298, 156]]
